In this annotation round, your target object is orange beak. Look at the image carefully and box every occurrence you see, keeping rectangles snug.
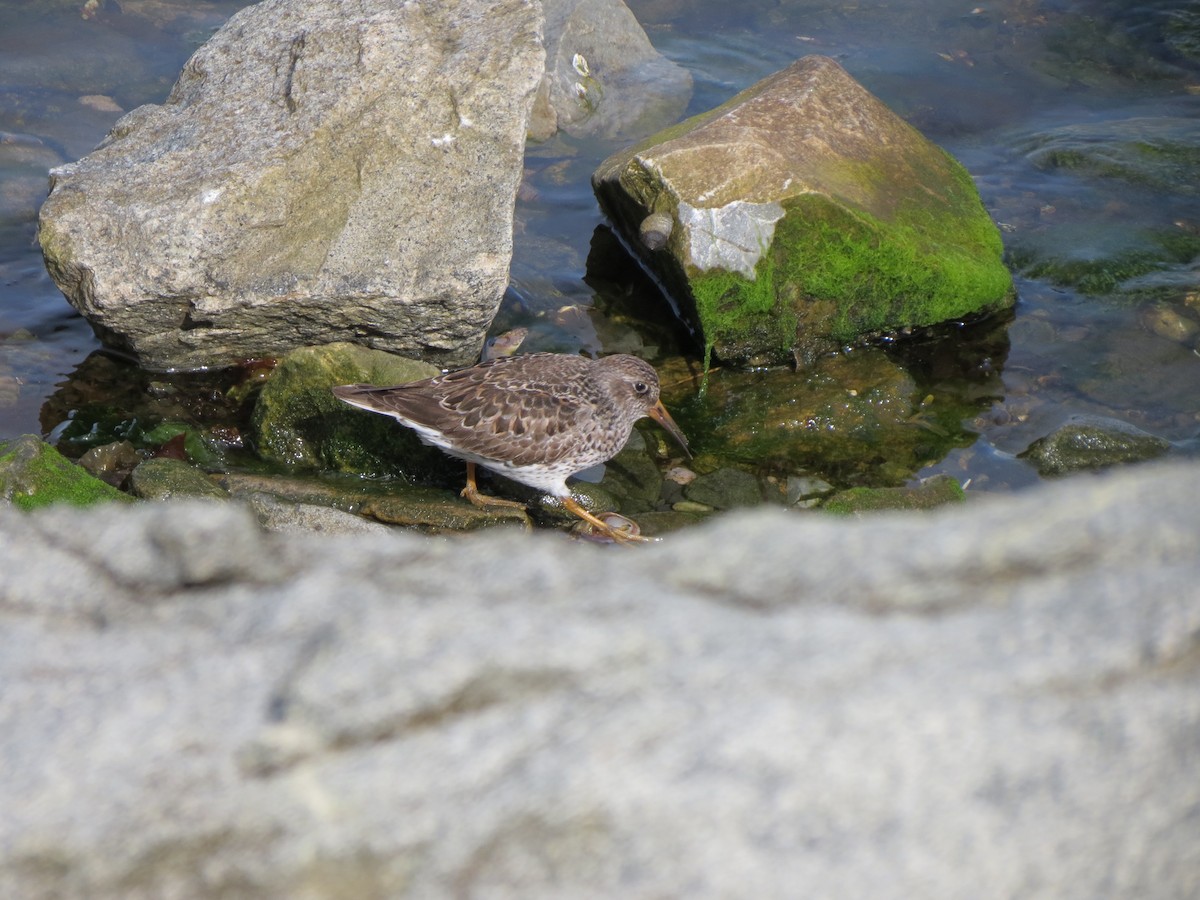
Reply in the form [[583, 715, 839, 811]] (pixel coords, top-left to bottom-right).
[[648, 400, 691, 458]]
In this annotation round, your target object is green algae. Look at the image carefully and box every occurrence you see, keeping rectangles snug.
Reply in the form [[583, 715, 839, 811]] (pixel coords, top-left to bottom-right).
[[0, 435, 134, 511], [671, 349, 981, 489], [250, 342, 451, 480], [689, 178, 1012, 362], [1009, 228, 1200, 296], [821, 474, 966, 514]]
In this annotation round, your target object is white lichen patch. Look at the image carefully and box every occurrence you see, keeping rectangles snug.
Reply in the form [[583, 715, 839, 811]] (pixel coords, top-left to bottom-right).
[[677, 200, 786, 278]]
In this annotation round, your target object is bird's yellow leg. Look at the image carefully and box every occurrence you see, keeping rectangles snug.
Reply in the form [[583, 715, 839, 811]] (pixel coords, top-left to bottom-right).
[[460, 462, 527, 510]]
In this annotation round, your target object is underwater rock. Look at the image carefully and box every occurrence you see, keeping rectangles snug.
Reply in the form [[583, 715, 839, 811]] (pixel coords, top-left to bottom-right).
[[77, 440, 140, 488], [1005, 117, 1200, 296], [1019, 414, 1172, 476], [593, 56, 1013, 365], [693, 348, 975, 486], [38, 0, 544, 371]]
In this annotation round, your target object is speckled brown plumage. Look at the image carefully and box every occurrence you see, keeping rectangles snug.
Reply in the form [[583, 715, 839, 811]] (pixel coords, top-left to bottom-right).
[[332, 353, 689, 508]]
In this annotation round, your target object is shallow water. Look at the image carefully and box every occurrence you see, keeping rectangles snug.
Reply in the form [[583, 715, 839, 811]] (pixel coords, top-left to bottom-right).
[[2, 0, 1198, 498]]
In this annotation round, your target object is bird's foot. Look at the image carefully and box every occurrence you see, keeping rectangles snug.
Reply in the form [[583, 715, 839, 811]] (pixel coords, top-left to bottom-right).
[[562, 497, 652, 545], [460, 482, 529, 511]]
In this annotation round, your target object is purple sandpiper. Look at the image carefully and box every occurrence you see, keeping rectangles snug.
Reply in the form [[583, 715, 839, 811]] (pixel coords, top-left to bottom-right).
[[332, 352, 689, 542]]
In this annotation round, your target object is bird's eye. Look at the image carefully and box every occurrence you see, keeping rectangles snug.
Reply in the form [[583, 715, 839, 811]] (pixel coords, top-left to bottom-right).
[[633, 381, 648, 394]]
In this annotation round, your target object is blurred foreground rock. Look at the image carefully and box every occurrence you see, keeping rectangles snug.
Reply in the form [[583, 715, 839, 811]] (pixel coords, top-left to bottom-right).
[[3, 461, 1198, 898], [38, 0, 544, 370]]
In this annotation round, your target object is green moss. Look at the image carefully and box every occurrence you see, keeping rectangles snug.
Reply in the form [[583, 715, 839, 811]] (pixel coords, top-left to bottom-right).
[[1010, 228, 1200, 295], [821, 475, 965, 514], [0, 435, 133, 511], [250, 342, 449, 479], [687, 182, 1012, 361], [690, 260, 798, 362]]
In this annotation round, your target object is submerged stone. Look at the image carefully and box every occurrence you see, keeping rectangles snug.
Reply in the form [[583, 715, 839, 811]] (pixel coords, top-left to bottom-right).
[[0, 434, 133, 510], [593, 56, 1013, 364], [77, 440, 141, 488], [682, 348, 977, 487], [1006, 117, 1200, 297], [1019, 415, 1172, 476]]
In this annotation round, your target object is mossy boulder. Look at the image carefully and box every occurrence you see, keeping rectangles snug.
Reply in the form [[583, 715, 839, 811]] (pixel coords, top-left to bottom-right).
[[593, 55, 1013, 365], [0, 434, 134, 510], [250, 342, 445, 478]]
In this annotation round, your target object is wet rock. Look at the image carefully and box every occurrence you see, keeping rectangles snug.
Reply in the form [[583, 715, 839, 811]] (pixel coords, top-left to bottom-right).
[[607, 507, 710, 537], [218, 469, 528, 535], [2, 463, 1199, 896], [533, 480, 621, 523], [0, 434, 133, 510], [692, 349, 973, 486], [822, 474, 965, 514], [528, 0, 692, 142], [684, 467, 762, 509], [1139, 301, 1200, 344], [591, 428, 666, 513], [359, 491, 530, 533], [245, 492, 395, 536], [785, 474, 835, 508], [38, 0, 544, 371], [593, 56, 1013, 364], [129, 457, 228, 501], [76, 440, 140, 488], [1019, 414, 1172, 476], [250, 342, 444, 476], [217, 470, 385, 509]]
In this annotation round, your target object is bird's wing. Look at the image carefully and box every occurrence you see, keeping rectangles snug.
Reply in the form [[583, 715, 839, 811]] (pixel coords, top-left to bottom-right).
[[334, 357, 593, 467]]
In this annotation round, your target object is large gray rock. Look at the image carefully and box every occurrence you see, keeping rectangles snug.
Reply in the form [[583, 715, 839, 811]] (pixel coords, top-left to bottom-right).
[[2, 462, 1199, 898], [37, 0, 545, 371]]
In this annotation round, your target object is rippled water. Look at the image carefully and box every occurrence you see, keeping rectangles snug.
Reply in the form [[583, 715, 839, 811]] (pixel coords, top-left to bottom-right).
[[2, 0, 1198, 496]]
